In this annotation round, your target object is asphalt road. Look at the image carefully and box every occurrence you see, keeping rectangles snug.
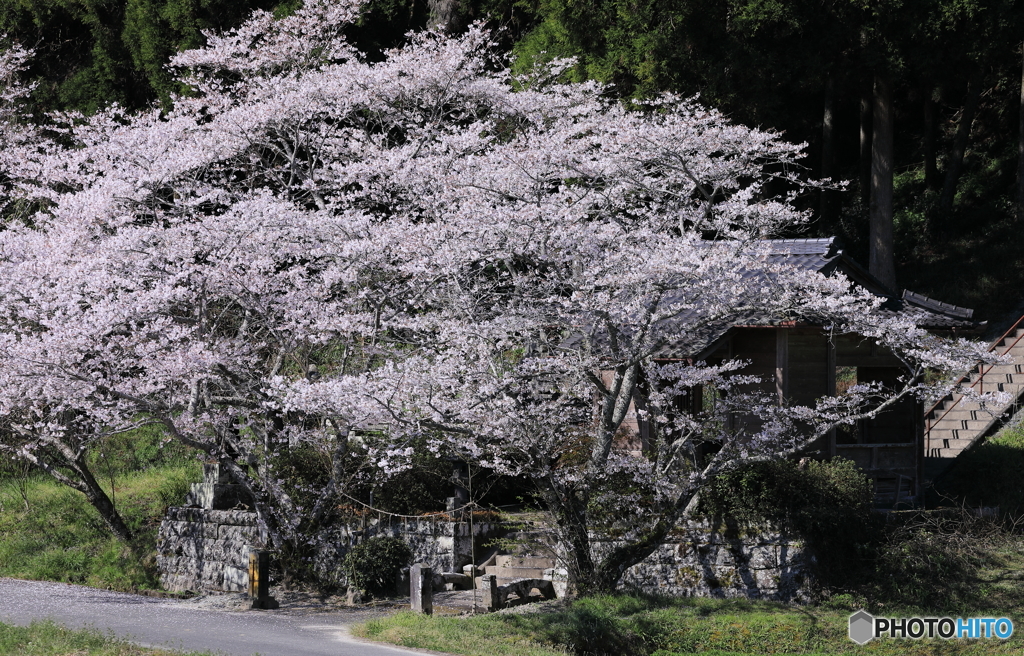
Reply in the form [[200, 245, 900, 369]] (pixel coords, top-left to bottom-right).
[[0, 578, 430, 656]]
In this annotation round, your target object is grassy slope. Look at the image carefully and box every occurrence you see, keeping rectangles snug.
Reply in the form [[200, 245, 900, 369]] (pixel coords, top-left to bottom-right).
[[356, 596, 1024, 656], [0, 620, 214, 656], [0, 462, 200, 591], [938, 424, 1024, 515]]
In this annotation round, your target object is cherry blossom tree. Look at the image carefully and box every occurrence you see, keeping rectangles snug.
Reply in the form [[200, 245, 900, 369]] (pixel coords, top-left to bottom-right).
[[0, 2, 993, 589], [0, 40, 38, 216], [0, 41, 142, 541]]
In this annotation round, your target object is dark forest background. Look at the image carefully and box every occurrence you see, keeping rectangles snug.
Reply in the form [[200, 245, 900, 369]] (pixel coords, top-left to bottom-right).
[[5, 0, 1024, 325]]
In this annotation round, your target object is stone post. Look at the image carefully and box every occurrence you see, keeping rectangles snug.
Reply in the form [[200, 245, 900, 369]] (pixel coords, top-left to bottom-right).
[[480, 574, 500, 611], [410, 563, 433, 615]]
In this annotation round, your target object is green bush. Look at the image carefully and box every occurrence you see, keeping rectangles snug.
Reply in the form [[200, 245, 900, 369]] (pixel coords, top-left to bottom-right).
[[698, 458, 876, 588], [343, 536, 412, 596], [869, 509, 1007, 611]]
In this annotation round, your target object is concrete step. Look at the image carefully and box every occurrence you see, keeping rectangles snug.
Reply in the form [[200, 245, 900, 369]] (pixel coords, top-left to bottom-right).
[[928, 446, 970, 459], [962, 382, 1024, 395], [974, 364, 1024, 375], [927, 436, 973, 450], [936, 407, 1003, 420], [926, 427, 981, 441], [929, 418, 989, 431], [932, 396, 1020, 422], [946, 400, 986, 413], [997, 331, 1024, 347], [495, 555, 554, 569], [927, 427, 988, 442], [484, 565, 548, 579], [475, 576, 553, 590]]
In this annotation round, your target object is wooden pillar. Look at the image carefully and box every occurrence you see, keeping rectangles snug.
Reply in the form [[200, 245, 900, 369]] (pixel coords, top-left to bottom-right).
[[915, 396, 924, 503], [248, 550, 278, 609], [726, 335, 736, 433], [775, 328, 789, 405], [827, 336, 837, 458]]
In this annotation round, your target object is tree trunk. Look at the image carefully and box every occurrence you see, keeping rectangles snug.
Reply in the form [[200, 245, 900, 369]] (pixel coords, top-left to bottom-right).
[[5, 440, 134, 542], [539, 482, 595, 597], [924, 93, 940, 191], [427, 0, 465, 32], [75, 454, 134, 542], [860, 80, 873, 206], [820, 74, 836, 227], [939, 71, 984, 217], [587, 481, 703, 594], [869, 72, 896, 291], [592, 517, 675, 593], [1017, 44, 1024, 220]]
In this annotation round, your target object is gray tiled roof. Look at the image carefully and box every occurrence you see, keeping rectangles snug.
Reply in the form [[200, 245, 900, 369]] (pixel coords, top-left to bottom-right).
[[565, 238, 980, 361]]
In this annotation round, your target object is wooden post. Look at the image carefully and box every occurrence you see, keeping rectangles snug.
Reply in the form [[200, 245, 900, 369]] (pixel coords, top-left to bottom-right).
[[410, 563, 433, 615], [827, 335, 837, 458], [775, 328, 789, 405], [248, 551, 278, 609]]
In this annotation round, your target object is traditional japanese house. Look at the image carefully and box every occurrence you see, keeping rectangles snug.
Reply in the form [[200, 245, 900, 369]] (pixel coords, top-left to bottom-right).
[[613, 238, 980, 507]]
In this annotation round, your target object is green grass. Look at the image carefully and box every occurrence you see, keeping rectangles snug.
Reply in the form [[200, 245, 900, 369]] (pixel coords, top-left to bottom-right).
[[356, 596, 1024, 656], [355, 611, 568, 655], [939, 424, 1024, 516], [0, 461, 200, 591], [0, 620, 213, 655]]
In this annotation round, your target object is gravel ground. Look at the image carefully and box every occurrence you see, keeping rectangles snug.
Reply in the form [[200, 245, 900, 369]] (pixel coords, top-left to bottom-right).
[[177, 589, 405, 616], [430, 589, 566, 615]]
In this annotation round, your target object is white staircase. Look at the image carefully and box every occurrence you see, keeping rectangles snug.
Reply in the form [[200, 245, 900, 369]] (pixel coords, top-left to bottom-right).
[[924, 318, 1024, 477]]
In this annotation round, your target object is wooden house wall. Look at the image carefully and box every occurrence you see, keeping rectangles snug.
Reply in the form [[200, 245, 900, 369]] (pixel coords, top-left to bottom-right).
[[728, 328, 777, 434], [786, 329, 831, 406], [610, 325, 923, 505], [707, 326, 921, 505]]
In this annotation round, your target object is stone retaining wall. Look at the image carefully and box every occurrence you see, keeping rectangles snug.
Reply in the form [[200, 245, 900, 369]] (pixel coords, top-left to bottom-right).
[[312, 517, 504, 588], [157, 507, 268, 592], [156, 464, 807, 600], [156, 506, 504, 593], [157, 510, 808, 599], [590, 521, 808, 601]]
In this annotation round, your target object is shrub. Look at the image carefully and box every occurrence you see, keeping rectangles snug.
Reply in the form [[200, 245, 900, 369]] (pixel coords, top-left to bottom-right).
[[698, 458, 876, 588], [343, 536, 412, 596], [870, 508, 1006, 610]]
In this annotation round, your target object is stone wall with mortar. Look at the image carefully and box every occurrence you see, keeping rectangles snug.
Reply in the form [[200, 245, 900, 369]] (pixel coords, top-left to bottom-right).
[[157, 465, 806, 599], [157, 507, 268, 592], [588, 521, 809, 601], [312, 517, 505, 588], [157, 506, 504, 592]]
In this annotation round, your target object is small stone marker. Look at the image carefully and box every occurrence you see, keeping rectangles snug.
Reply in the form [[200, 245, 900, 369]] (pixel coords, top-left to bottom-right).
[[410, 563, 433, 615], [248, 550, 279, 609], [481, 574, 499, 611]]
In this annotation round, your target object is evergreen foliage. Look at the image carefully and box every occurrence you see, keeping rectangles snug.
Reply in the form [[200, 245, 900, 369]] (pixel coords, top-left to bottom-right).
[[343, 536, 412, 595], [0, 0, 279, 112]]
